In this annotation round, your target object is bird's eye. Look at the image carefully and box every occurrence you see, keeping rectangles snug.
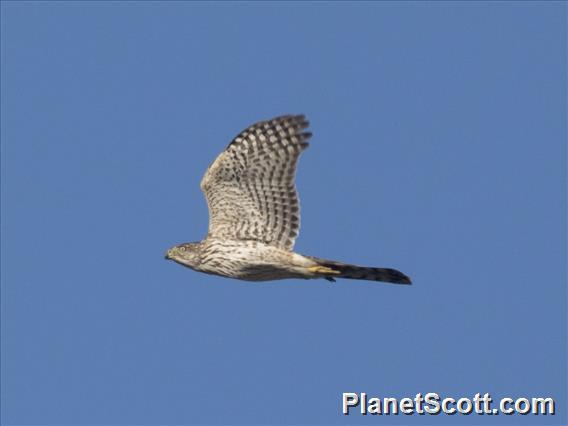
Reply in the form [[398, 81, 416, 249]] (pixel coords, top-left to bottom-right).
[[179, 246, 186, 252]]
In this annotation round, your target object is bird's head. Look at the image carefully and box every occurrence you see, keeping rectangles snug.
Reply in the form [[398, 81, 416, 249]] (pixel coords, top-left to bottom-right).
[[165, 242, 202, 269]]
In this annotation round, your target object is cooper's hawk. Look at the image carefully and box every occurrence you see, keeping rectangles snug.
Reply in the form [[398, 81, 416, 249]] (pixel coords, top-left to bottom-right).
[[165, 115, 411, 284]]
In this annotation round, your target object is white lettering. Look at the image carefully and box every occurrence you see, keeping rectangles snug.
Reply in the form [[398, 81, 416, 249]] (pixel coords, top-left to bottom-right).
[[342, 393, 359, 415], [532, 397, 555, 414], [400, 397, 414, 414], [457, 397, 473, 414], [383, 397, 398, 414], [360, 392, 367, 414], [500, 397, 514, 414], [367, 398, 381, 414], [515, 397, 530, 414], [414, 393, 424, 414], [442, 397, 456, 414], [340, 392, 555, 416], [424, 392, 441, 414]]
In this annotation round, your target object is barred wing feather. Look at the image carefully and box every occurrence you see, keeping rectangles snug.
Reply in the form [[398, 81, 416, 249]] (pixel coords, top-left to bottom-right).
[[200, 115, 311, 251]]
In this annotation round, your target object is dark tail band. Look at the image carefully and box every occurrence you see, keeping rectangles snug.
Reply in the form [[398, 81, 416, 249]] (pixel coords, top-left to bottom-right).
[[307, 256, 412, 285]]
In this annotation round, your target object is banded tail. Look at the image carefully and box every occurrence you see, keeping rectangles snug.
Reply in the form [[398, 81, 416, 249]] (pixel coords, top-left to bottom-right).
[[307, 256, 412, 285]]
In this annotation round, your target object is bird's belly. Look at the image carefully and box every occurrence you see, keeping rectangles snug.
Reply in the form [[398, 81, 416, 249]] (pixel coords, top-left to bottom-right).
[[234, 263, 307, 281], [200, 241, 313, 281]]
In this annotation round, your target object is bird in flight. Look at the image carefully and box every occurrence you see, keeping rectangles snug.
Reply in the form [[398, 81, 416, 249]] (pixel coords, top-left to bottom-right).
[[165, 115, 411, 285]]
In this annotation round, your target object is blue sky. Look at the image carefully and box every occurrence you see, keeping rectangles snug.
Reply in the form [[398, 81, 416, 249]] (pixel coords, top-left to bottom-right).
[[1, 2, 566, 425]]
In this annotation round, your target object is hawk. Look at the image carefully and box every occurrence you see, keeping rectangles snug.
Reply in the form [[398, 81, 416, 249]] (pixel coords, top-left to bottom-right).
[[165, 115, 411, 285]]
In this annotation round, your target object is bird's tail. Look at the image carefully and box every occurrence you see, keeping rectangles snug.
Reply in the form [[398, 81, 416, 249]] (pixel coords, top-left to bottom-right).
[[306, 256, 412, 285]]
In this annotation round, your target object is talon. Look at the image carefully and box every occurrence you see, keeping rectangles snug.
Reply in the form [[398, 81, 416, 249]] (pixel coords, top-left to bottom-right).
[[308, 265, 341, 275]]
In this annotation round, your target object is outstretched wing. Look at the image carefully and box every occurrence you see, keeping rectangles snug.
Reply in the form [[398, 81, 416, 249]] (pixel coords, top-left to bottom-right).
[[200, 115, 311, 251]]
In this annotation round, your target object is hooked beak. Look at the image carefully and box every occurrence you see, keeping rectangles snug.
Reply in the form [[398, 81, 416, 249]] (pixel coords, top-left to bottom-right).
[[165, 249, 172, 260]]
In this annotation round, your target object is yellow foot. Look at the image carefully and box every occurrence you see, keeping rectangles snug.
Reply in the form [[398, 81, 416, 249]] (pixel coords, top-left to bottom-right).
[[308, 265, 341, 275]]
